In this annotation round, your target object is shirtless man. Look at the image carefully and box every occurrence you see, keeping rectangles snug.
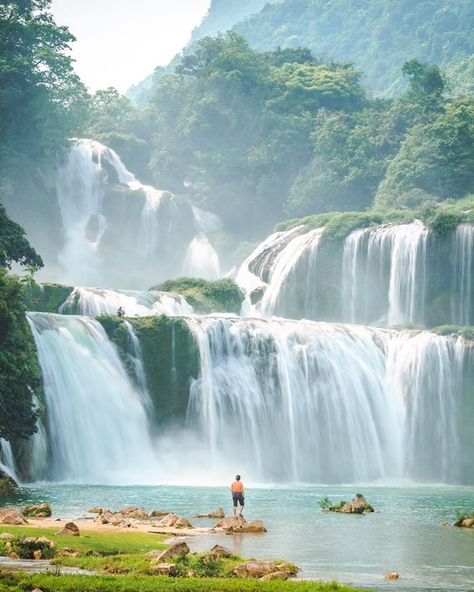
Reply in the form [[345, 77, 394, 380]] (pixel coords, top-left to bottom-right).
[[231, 474, 245, 517]]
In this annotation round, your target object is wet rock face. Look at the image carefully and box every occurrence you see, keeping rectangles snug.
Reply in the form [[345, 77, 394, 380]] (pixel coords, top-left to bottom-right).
[[0, 471, 18, 497]]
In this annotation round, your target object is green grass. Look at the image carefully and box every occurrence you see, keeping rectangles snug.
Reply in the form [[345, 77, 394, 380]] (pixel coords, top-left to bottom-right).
[[0, 573, 367, 592], [0, 525, 167, 556]]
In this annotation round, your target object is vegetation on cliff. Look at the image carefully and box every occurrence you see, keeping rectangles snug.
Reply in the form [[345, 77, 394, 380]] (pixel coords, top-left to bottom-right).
[[235, 0, 474, 96], [98, 316, 200, 427], [153, 278, 244, 314]]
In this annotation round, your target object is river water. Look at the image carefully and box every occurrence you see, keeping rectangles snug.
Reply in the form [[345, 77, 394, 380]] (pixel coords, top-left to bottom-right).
[[6, 483, 474, 591]]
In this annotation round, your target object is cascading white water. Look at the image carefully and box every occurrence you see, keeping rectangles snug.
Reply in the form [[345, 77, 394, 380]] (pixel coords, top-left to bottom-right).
[[185, 316, 465, 483], [342, 221, 429, 325], [183, 235, 220, 279], [0, 438, 18, 481], [59, 286, 193, 317], [259, 228, 324, 317], [451, 223, 474, 325], [123, 321, 152, 411], [26, 312, 159, 483], [55, 139, 222, 286]]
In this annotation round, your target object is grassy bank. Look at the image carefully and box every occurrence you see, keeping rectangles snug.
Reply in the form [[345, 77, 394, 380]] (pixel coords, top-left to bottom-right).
[[0, 573, 366, 592]]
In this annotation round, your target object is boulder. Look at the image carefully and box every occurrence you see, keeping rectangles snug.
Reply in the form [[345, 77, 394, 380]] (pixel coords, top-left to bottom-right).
[[148, 542, 189, 562], [217, 516, 267, 534], [88, 507, 102, 514], [260, 571, 290, 581], [331, 494, 374, 514], [33, 549, 42, 560], [23, 503, 52, 518], [149, 562, 178, 576], [195, 508, 225, 519], [0, 470, 17, 497], [215, 516, 244, 529], [156, 512, 192, 528], [56, 521, 80, 536], [461, 518, 474, 528], [0, 508, 27, 525], [118, 506, 148, 521], [385, 572, 400, 580], [233, 560, 296, 579], [150, 510, 170, 518], [8, 551, 20, 559], [209, 544, 233, 558], [0, 532, 14, 539]]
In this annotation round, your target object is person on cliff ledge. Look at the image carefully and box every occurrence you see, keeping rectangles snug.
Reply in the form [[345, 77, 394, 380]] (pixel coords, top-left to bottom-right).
[[117, 306, 125, 318], [231, 474, 245, 518]]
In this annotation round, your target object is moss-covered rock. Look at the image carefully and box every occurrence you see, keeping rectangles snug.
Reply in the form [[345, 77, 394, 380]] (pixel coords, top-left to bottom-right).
[[0, 470, 18, 497], [152, 278, 244, 314], [24, 282, 73, 313], [98, 316, 200, 427]]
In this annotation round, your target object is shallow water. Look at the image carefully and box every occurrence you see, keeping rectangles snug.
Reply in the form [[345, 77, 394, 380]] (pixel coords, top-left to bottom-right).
[[5, 484, 474, 591]]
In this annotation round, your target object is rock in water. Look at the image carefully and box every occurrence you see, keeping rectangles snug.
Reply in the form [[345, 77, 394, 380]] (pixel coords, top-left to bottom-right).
[[57, 521, 80, 536], [23, 503, 52, 518], [0, 508, 28, 525], [385, 571, 400, 580], [194, 508, 225, 519], [0, 471, 18, 497], [216, 516, 267, 533], [156, 512, 193, 528], [118, 506, 148, 520], [233, 560, 297, 579]]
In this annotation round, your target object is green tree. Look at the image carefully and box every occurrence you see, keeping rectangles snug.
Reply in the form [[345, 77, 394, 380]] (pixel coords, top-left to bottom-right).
[[0, 204, 43, 270]]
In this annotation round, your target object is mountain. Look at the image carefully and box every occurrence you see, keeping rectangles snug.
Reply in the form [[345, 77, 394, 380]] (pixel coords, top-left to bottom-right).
[[234, 0, 474, 96], [127, 0, 276, 105]]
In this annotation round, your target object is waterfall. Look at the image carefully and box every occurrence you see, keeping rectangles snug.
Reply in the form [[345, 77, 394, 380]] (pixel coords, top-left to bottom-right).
[[451, 223, 474, 325], [185, 316, 466, 483], [183, 235, 220, 279], [59, 286, 193, 316], [26, 312, 159, 483], [124, 321, 152, 410], [55, 139, 222, 287], [0, 439, 18, 481]]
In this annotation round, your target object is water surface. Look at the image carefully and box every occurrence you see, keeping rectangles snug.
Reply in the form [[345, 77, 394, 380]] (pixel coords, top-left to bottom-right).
[[5, 483, 474, 591]]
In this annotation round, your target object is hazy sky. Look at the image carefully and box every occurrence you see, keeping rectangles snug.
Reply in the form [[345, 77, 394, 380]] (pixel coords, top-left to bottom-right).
[[51, 0, 211, 93]]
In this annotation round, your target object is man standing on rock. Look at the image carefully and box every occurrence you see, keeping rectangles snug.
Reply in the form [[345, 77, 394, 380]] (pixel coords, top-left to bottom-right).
[[231, 474, 245, 518]]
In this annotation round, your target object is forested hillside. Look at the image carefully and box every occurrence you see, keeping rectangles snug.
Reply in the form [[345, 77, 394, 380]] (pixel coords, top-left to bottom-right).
[[235, 0, 474, 96]]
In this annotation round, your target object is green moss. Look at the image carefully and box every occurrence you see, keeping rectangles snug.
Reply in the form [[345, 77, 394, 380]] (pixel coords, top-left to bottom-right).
[[153, 278, 244, 314], [24, 282, 73, 313], [432, 325, 474, 340], [98, 315, 200, 427], [0, 470, 17, 496]]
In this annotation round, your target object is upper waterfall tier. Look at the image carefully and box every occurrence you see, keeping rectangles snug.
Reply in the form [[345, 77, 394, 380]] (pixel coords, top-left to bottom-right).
[[59, 286, 193, 317], [237, 221, 474, 327], [53, 138, 221, 288], [22, 312, 474, 485]]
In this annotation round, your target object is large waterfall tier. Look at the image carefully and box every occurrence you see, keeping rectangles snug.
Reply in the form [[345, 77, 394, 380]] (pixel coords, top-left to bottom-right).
[[26, 312, 160, 484], [59, 286, 193, 317], [238, 221, 474, 327], [53, 138, 221, 287], [21, 312, 474, 485]]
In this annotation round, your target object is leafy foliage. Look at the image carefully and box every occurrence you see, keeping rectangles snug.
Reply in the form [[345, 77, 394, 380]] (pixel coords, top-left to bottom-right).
[[0, 268, 41, 440], [153, 277, 244, 314], [235, 0, 474, 97], [0, 204, 43, 270]]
